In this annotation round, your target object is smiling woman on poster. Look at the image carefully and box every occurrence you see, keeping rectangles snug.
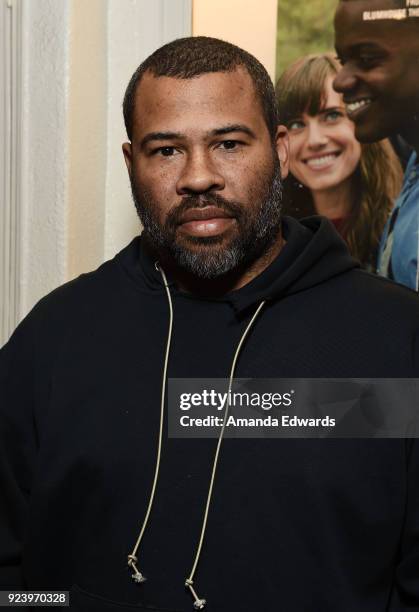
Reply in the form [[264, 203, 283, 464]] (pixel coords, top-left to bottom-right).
[[276, 53, 402, 270]]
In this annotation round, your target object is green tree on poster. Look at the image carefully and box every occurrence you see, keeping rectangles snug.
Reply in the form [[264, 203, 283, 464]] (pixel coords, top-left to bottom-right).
[[276, 0, 337, 79]]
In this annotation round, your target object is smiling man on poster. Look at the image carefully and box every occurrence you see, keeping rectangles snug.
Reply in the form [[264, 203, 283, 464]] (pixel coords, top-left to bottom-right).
[[1, 36, 419, 611], [334, 0, 419, 290]]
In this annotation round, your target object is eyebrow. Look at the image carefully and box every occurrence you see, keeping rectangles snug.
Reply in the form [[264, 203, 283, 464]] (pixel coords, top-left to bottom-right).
[[288, 106, 344, 122], [139, 124, 256, 148], [140, 131, 184, 148], [210, 124, 256, 138], [319, 106, 345, 114]]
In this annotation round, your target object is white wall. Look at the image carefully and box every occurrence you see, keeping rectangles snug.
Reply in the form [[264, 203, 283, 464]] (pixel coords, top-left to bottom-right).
[[21, 0, 71, 309], [67, 0, 107, 279]]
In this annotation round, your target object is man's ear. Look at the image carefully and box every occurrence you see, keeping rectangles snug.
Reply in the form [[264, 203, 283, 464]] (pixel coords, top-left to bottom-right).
[[122, 142, 133, 177], [275, 125, 290, 180]]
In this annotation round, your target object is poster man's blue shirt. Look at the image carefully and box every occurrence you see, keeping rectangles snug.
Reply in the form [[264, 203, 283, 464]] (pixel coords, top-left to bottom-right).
[[378, 152, 419, 290]]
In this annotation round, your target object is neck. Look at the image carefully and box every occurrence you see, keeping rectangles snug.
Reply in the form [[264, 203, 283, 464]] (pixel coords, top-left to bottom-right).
[[311, 177, 354, 220], [148, 230, 285, 297]]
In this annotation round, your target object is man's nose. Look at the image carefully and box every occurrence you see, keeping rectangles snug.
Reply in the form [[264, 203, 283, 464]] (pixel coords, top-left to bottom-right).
[[176, 151, 225, 195], [333, 66, 357, 94]]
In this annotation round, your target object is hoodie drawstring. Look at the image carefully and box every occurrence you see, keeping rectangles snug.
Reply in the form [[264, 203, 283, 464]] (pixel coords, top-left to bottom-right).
[[184, 298, 265, 609], [128, 263, 266, 610], [127, 262, 173, 584]]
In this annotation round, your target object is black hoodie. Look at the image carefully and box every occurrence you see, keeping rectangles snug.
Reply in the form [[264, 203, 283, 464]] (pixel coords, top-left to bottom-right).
[[1, 216, 419, 611]]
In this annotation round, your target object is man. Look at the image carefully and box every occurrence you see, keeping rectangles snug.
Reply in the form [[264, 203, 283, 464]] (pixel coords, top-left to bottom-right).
[[334, 0, 419, 289], [1, 36, 419, 611]]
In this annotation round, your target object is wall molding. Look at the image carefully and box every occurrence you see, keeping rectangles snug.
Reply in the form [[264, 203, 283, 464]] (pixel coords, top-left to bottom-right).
[[0, 0, 22, 345]]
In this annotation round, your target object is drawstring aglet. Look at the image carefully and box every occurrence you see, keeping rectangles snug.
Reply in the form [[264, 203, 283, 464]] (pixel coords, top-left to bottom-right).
[[132, 570, 147, 584], [127, 554, 147, 584], [185, 579, 206, 610]]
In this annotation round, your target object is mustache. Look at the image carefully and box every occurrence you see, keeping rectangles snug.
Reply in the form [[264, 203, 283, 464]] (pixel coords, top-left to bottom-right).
[[165, 193, 244, 229]]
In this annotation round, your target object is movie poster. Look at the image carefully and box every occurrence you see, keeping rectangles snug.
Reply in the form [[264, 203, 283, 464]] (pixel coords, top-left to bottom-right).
[[276, 0, 419, 291]]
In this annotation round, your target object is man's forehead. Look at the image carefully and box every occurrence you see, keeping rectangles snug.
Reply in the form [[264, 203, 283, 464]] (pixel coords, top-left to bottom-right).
[[132, 68, 264, 136], [335, 0, 418, 49], [135, 68, 258, 109]]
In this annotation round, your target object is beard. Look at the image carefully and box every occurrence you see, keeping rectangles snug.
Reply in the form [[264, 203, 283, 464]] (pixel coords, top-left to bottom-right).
[[130, 157, 283, 279]]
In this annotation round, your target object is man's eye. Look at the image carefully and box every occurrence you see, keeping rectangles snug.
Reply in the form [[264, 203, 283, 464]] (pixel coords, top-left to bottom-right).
[[220, 140, 239, 150], [358, 55, 380, 69], [154, 146, 177, 157], [288, 120, 305, 131]]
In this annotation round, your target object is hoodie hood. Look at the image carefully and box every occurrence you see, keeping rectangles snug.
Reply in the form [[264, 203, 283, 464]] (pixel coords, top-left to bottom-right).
[[117, 216, 359, 314], [229, 215, 359, 313]]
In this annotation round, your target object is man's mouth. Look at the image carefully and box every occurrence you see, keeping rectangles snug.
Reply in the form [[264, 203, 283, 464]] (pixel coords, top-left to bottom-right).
[[303, 151, 341, 170], [345, 98, 373, 118], [177, 206, 236, 238]]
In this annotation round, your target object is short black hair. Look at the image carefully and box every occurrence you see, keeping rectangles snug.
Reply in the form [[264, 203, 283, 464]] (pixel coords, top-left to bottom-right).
[[339, 0, 406, 7], [123, 36, 279, 141]]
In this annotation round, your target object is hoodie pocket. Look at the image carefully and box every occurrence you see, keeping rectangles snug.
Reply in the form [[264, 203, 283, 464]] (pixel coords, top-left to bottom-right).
[[69, 585, 182, 612]]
